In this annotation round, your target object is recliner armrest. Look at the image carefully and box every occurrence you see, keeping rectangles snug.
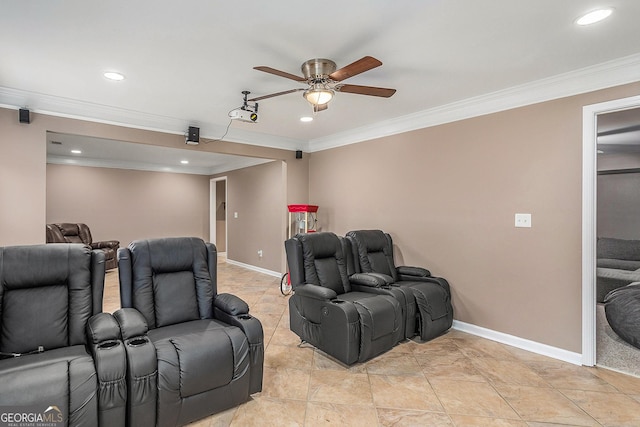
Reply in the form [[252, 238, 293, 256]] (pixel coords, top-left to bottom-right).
[[350, 272, 394, 287], [212, 298, 264, 395], [91, 240, 120, 250], [113, 308, 157, 427], [87, 312, 122, 344], [86, 313, 127, 427], [397, 265, 431, 277], [295, 283, 337, 300], [214, 293, 249, 316], [113, 308, 148, 339]]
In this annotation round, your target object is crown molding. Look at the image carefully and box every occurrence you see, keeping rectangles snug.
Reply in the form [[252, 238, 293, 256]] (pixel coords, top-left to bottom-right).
[[3, 53, 640, 154], [308, 53, 640, 152], [0, 87, 305, 151]]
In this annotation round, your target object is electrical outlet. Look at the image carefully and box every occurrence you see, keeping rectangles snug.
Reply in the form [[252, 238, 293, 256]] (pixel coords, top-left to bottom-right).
[[257, 250, 263, 258], [234, 212, 238, 218], [515, 213, 532, 228]]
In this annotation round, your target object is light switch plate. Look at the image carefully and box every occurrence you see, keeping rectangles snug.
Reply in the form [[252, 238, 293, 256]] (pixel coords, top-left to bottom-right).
[[515, 213, 532, 228]]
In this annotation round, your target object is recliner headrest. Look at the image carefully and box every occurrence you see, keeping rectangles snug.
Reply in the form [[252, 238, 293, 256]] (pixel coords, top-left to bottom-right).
[[295, 232, 351, 294], [129, 237, 205, 273], [347, 229, 388, 252], [297, 232, 341, 259]]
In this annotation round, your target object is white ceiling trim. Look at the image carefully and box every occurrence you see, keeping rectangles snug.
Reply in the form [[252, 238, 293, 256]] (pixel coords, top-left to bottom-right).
[[307, 53, 640, 152], [3, 53, 640, 154], [0, 86, 305, 151]]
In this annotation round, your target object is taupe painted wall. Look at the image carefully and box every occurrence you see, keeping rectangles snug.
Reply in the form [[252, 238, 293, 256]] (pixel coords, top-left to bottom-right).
[[223, 161, 285, 273], [5, 82, 640, 353], [211, 156, 309, 272], [0, 108, 46, 245], [0, 107, 309, 271], [47, 164, 210, 247], [309, 82, 640, 353], [286, 155, 309, 204]]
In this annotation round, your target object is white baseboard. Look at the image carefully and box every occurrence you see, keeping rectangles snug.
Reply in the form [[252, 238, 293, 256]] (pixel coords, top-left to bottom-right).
[[218, 261, 584, 365], [452, 320, 582, 366], [225, 258, 281, 278]]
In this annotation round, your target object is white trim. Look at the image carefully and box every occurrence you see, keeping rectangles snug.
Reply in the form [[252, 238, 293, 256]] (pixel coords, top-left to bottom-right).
[[582, 103, 598, 367], [0, 87, 305, 151], [452, 320, 582, 365], [308, 53, 640, 152], [210, 179, 217, 246], [581, 94, 640, 367], [2, 53, 640, 153], [225, 258, 281, 278], [210, 176, 228, 254]]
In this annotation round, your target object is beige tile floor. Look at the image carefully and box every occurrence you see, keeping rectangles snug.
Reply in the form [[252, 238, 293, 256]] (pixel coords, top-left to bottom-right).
[[104, 261, 640, 427]]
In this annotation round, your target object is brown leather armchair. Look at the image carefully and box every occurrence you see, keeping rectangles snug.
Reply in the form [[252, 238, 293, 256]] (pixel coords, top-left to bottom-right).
[[46, 223, 119, 270]]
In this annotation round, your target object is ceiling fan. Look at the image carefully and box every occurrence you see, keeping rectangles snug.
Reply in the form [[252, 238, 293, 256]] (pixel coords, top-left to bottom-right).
[[249, 56, 396, 112]]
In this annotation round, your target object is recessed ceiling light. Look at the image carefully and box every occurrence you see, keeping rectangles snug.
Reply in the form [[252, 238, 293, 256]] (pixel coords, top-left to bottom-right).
[[71, 149, 82, 154], [300, 116, 313, 122], [576, 8, 613, 26], [180, 160, 189, 164], [103, 71, 125, 81]]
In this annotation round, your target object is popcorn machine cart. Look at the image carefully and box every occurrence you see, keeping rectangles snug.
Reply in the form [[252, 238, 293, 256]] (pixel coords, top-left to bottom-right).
[[281, 204, 318, 295]]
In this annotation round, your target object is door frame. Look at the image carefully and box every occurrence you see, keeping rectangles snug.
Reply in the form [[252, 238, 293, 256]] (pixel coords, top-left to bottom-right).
[[210, 176, 227, 254], [582, 94, 640, 366]]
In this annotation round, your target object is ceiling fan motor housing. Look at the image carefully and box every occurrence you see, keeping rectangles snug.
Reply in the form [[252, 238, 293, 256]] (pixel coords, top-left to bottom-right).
[[302, 58, 336, 81]]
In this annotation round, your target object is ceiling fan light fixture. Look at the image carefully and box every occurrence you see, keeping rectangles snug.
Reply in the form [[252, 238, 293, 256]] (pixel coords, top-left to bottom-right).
[[303, 85, 334, 106]]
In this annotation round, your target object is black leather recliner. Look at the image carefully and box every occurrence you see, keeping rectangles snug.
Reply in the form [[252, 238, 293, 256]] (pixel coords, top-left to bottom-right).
[[346, 230, 454, 341], [285, 232, 403, 365], [0, 243, 127, 426], [115, 237, 264, 427], [342, 237, 417, 340]]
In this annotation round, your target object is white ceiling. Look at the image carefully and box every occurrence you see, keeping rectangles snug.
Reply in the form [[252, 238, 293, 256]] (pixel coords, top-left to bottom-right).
[[2, 1, 640, 156]]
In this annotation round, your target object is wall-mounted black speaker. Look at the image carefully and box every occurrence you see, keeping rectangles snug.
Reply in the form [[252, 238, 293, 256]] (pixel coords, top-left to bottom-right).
[[188, 126, 200, 143], [295, 150, 303, 159], [19, 108, 30, 124]]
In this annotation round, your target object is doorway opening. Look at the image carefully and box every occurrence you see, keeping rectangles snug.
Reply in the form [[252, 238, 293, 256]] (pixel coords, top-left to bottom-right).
[[210, 177, 227, 256], [582, 94, 640, 368]]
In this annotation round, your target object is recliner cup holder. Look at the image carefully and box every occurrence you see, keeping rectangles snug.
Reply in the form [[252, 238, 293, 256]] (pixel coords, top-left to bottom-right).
[[238, 314, 252, 320], [127, 337, 148, 347], [99, 340, 120, 349]]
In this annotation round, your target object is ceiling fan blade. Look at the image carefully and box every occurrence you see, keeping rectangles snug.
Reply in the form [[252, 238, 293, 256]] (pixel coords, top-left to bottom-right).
[[337, 84, 396, 98], [329, 56, 383, 81], [313, 103, 328, 113], [254, 66, 306, 82], [248, 88, 304, 102]]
